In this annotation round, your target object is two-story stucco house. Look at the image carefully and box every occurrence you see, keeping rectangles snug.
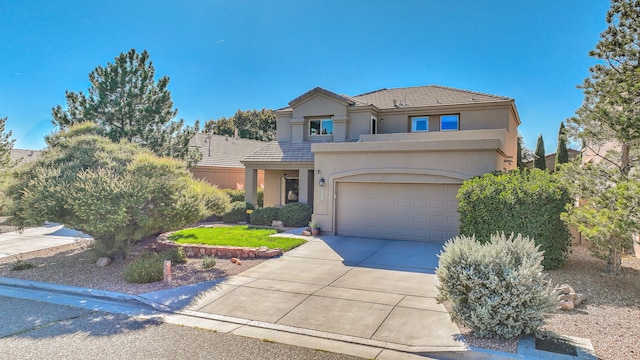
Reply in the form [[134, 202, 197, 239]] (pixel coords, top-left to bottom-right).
[[242, 85, 520, 242]]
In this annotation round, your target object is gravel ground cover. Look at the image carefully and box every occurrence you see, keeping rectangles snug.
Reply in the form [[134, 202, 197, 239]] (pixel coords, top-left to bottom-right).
[[0, 230, 638, 360]]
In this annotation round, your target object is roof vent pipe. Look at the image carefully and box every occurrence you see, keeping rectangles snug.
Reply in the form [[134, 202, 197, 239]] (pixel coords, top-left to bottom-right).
[[393, 99, 397, 107]]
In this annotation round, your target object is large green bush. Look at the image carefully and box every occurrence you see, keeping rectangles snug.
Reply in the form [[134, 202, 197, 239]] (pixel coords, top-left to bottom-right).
[[278, 202, 312, 227], [7, 124, 229, 258], [436, 233, 557, 339], [223, 201, 255, 223], [250, 207, 281, 226], [457, 169, 572, 269]]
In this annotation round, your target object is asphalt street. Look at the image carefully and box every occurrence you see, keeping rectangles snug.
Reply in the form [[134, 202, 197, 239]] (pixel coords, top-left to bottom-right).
[[0, 296, 363, 360]]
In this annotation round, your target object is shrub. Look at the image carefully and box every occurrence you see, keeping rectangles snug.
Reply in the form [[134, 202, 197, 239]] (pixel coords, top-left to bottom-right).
[[7, 126, 226, 257], [159, 247, 187, 264], [457, 169, 572, 269], [436, 233, 557, 339], [257, 188, 264, 208], [223, 189, 245, 203], [123, 252, 164, 283], [223, 201, 255, 223], [11, 260, 35, 271], [250, 207, 281, 226], [201, 255, 217, 269], [278, 202, 312, 227]]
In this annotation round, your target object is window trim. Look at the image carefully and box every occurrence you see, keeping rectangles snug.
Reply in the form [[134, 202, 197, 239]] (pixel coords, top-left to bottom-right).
[[410, 116, 429, 132], [440, 114, 460, 131], [309, 118, 334, 136]]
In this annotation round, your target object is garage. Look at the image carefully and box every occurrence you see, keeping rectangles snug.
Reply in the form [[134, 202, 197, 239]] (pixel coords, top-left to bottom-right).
[[335, 182, 460, 242]]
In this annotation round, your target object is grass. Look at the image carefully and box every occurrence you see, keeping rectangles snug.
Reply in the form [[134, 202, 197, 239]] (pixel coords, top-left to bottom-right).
[[168, 226, 305, 251]]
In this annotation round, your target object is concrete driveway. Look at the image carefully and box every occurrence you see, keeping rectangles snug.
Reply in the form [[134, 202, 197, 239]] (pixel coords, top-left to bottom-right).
[[0, 223, 91, 260], [187, 234, 466, 353]]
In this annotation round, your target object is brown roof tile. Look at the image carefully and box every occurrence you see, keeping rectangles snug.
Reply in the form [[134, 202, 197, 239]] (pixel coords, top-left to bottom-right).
[[190, 134, 267, 168], [352, 85, 511, 109], [242, 141, 314, 163]]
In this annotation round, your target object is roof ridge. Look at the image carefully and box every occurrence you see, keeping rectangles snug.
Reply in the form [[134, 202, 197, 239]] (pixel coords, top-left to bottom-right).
[[427, 84, 512, 100], [352, 88, 388, 97]]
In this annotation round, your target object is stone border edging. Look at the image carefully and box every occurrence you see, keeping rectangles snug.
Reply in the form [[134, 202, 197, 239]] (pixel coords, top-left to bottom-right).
[[154, 231, 283, 259]]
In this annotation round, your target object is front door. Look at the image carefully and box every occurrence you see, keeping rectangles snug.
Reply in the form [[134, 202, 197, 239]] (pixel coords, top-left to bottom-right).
[[283, 177, 299, 204]]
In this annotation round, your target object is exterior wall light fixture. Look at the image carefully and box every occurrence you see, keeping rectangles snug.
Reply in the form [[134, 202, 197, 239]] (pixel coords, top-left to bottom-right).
[[319, 178, 325, 187]]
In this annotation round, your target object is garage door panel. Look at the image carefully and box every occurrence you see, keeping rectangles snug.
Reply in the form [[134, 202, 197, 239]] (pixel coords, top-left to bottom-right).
[[336, 182, 460, 242]]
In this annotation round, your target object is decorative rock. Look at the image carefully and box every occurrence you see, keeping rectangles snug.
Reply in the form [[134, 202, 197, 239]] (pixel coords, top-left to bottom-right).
[[96, 257, 112, 268], [559, 300, 574, 311], [558, 284, 573, 295], [272, 220, 284, 228], [573, 293, 586, 306], [302, 230, 311, 236], [231, 257, 242, 265], [558, 294, 573, 302]]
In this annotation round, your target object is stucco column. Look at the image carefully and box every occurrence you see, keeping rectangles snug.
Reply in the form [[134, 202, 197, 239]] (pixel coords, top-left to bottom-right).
[[298, 168, 309, 204], [244, 167, 258, 206]]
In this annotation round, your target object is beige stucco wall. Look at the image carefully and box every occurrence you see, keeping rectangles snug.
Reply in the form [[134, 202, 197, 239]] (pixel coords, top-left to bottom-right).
[[191, 167, 264, 190], [263, 169, 299, 207], [311, 134, 506, 233], [276, 112, 293, 141]]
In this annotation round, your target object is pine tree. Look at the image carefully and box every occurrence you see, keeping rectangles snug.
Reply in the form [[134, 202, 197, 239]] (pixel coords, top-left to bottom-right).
[[0, 117, 15, 168], [534, 135, 546, 170], [561, 0, 640, 274], [51, 49, 200, 163]]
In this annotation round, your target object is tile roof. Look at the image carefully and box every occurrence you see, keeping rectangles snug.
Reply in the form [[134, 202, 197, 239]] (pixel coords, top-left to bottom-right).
[[288, 87, 356, 107], [352, 85, 511, 109], [276, 85, 513, 112], [190, 134, 268, 168], [241, 141, 314, 163], [10, 149, 40, 165]]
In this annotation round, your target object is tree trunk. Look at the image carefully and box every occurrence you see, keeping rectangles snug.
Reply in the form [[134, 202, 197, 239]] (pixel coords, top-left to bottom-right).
[[606, 245, 622, 275]]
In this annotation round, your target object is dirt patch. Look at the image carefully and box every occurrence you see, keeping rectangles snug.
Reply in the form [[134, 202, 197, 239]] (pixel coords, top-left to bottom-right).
[[0, 234, 268, 295]]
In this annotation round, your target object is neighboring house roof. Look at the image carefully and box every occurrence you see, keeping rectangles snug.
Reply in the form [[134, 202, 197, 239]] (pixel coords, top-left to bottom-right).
[[190, 134, 267, 168], [242, 141, 314, 163], [277, 85, 512, 112], [524, 148, 580, 169], [10, 149, 40, 165]]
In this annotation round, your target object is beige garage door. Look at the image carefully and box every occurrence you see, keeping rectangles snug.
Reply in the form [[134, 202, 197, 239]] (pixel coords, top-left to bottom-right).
[[335, 182, 460, 242]]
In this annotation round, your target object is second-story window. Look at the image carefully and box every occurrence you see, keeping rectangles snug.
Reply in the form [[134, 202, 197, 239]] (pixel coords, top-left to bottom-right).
[[411, 116, 429, 132], [441, 114, 459, 131], [309, 118, 333, 135]]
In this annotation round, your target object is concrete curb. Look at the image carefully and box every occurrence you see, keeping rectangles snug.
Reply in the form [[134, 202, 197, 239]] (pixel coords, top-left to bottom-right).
[[0, 277, 173, 312]]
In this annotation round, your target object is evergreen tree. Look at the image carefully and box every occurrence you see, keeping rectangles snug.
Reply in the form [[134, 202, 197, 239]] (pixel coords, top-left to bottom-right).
[[562, 0, 640, 274], [0, 117, 15, 168], [51, 49, 200, 163], [534, 135, 546, 170], [555, 122, 569, 171], [203, 109, 276, 141]]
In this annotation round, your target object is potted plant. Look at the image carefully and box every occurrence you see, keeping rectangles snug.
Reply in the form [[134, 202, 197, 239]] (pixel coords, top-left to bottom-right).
[[309, 221, 321, 236]]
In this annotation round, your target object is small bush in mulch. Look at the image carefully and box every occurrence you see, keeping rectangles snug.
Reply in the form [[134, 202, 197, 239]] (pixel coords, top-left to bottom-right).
[[201, 255, 217, 269], [123, 252, 165, 284], [11, 260, 36, 271], [159, 247, 187, 264]]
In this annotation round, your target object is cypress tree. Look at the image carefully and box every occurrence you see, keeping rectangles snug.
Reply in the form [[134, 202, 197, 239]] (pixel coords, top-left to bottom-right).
[[534, 135, 546, 170], [555, 122, 569, 171]]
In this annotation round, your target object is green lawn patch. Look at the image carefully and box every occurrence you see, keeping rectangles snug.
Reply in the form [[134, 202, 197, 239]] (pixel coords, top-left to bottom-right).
[[168, 226, 305, 251]]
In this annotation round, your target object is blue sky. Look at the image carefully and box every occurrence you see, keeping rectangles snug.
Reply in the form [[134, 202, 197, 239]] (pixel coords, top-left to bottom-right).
[[1, 0, 610, 152]]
